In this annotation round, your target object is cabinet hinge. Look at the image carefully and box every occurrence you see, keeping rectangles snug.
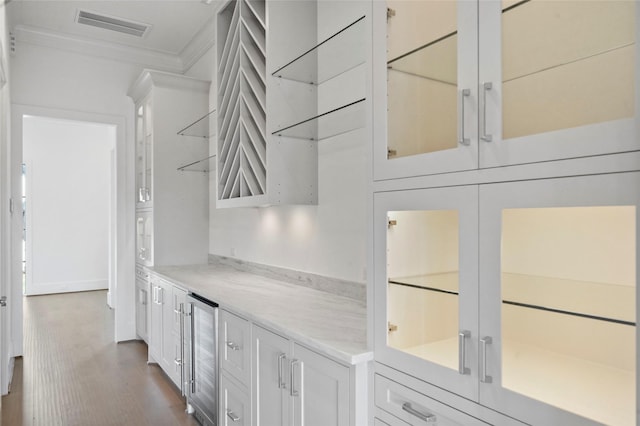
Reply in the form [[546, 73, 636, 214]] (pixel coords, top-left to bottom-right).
[[388, 322, 398, 332], [387, 217, 397, 228], [387, 148, 397, 159], [386, 7, 396, 20]]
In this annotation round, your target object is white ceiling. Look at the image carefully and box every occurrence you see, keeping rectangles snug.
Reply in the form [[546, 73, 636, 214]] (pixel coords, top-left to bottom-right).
[[7, 1, 218, 56]]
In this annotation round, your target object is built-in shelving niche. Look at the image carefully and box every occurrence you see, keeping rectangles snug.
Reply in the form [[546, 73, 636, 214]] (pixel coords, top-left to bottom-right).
[[176, 110, 217, 173], [217, 0, 267, 201], [272, 15, 367, 141]]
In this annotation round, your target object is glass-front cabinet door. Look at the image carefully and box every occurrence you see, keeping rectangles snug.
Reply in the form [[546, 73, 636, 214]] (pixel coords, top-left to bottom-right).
[[135, 96, 153, 208], [374, 185, 479, 400], [373, 0, 479, 180], [479, 0, 638, 167], [479, 172, 639, 425]]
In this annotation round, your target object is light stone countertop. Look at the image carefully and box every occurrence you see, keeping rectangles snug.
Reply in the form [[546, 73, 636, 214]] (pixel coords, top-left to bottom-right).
[[149, 263, 372, 365]]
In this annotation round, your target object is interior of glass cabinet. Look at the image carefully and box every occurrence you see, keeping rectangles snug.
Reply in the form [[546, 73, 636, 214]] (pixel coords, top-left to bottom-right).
[[386, 205, 636, 426], [386, 0, 636, 158]]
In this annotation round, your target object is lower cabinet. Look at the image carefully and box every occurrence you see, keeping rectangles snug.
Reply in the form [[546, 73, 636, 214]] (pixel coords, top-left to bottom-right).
[[149, 274, 188, 391], [253, 324, 351, 426], [217, 308, 366, 426], [221, 372, 251, 426], [135, 267, 149, 343]]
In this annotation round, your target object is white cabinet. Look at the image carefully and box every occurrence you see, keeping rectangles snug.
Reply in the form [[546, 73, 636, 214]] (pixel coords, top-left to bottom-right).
[[135, 210, 153, 267], [252, 324, 350, 426], [165, 285, 187, 389], [220, 309, 252, 388], [373, 0, 639, 180], [221, 372, 251, 426], [135, 267, 150, 343], [149, 277, 168, 366], [135, 95, 153, 208], [374, 185, 479, 401], [477, 172, 639, 426], [149, 274, 188, 391], [374, 172, 640, 425], [128, 70, 210, 267]]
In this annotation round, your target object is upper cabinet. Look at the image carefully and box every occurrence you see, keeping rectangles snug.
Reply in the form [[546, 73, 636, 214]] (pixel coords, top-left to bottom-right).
[[215, 0, 368, 207], [135, 95, 154, 208], [374, 0, 639, 181]]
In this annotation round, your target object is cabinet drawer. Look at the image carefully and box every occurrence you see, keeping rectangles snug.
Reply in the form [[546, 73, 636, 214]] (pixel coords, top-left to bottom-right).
[[220, 309, 251, 387], [375, 374, 489, 426], [220, 372, 251, 426]]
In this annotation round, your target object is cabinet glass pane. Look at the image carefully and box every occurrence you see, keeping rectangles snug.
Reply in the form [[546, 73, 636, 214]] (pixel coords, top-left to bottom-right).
[[502, 0, 635, 140], [387, 210, 460, 370], [387, 0, 458, 159], [501, 206, 636, 426], [136, 106, 144, 196]]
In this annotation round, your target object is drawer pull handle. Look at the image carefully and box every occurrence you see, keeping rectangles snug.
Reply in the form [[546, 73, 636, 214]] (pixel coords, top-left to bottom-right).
[[226, 341, 240, 351], [402, 402, 437, 423], [226, 409, 240, 422]]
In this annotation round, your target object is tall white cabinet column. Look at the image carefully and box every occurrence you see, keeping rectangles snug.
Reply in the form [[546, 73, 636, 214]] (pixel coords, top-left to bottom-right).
[[128, 70, 210, 360], [128, 70, 210, 268]]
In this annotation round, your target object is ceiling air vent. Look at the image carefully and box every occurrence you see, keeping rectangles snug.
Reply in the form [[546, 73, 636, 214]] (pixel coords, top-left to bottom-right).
[[75, 10, 150, 37]]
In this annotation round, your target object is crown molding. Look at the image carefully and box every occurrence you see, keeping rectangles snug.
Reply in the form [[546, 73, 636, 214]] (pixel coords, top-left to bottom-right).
[[127, 69, 210, 102], [12, 24, 184, 73], [180, 17, 215, 72]]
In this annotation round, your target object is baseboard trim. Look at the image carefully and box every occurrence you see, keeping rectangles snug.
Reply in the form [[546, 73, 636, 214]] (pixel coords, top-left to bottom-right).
[[25, 279, 108, 296]]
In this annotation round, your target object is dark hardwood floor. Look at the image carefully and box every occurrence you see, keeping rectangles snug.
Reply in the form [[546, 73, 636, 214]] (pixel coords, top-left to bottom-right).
[[2, 290, 199, 426]]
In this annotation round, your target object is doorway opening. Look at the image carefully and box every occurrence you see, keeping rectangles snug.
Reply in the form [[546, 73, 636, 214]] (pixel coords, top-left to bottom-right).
[[22, 115, 115, 297]]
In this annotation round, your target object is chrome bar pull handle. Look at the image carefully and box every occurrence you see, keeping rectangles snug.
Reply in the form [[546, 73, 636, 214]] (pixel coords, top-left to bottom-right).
[[458, 330, 471, 375], [290, 359, 300, 397], [480, 336, 493, 383], [481, 82, 493, 142], [278, 353, 287, 389], [226, 409, 240, 422], [458, 88, 471, 146], [226, 341, 240, 351], [401, 402, 437, 423]]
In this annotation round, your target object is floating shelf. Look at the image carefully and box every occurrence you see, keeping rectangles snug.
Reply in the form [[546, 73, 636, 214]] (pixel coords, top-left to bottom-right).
[[177, 110, 216, 138], [272, 15, 366, 85], [272, 98, 366, 141], [177, 155, 216, 173], [389, 272, 636, 326]]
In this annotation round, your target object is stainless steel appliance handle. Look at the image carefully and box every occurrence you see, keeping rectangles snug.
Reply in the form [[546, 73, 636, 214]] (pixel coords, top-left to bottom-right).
[[179, 302, 185, 397], [190, 303, 196, 394]]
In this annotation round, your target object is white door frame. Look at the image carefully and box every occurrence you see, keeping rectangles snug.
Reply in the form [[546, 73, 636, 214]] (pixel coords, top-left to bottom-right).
[[10, 104, 136, 360]]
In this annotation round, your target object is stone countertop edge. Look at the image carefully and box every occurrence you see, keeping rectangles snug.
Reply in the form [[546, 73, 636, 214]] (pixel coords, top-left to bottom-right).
[[148, 264, 372, 366]]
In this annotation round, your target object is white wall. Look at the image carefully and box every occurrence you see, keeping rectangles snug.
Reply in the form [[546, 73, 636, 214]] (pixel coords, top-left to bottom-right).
[[206, 1, 370, 283], [10, 39, 138, 346], [0, 1, 13, 394], [23, 116, 113, 295]]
